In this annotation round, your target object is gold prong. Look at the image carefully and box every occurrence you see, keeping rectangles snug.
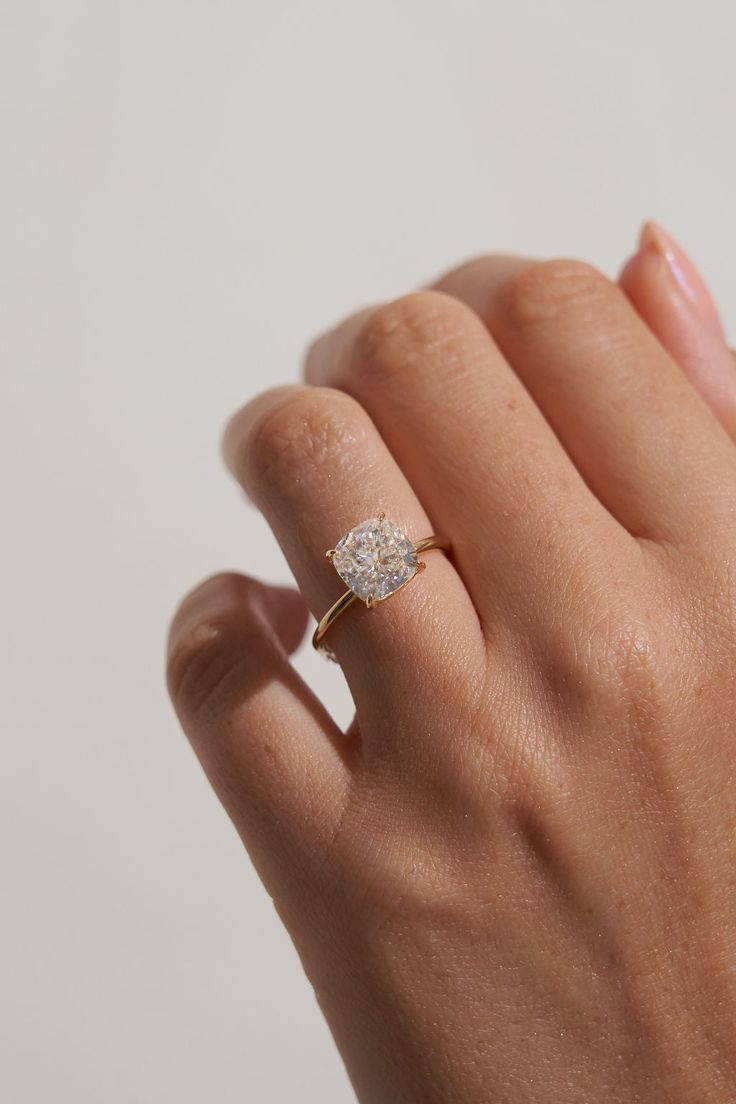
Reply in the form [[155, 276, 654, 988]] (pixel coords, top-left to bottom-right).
[[312, 533, 450, 654], [325, 549, 336, 560], [378, 511, 386, 522]]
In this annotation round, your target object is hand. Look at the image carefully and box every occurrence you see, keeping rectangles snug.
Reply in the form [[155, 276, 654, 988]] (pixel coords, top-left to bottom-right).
[[167, 225, 736, 1103]]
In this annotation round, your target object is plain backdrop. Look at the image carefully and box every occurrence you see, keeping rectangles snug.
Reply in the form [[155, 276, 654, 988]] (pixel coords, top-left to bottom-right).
[[2, 1, 734, 1100]]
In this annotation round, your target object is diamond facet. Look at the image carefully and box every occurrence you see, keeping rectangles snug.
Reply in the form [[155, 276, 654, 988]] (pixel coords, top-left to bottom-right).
[[330, 517, 418, 603]]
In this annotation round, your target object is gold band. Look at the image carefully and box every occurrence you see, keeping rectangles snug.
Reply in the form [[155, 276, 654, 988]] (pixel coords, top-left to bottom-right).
[[312, 534, 450, 656]]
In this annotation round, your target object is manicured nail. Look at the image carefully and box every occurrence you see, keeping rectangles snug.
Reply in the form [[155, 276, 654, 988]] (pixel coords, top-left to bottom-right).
[[640, 221, 724, 339]]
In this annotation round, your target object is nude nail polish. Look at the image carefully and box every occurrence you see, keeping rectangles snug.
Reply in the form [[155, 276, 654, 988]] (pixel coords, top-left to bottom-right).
[[640, 221, 724, 339]]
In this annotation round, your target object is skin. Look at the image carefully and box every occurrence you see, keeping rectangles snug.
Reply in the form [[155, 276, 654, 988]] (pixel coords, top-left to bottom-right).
[[167, 233, 736, 1103]]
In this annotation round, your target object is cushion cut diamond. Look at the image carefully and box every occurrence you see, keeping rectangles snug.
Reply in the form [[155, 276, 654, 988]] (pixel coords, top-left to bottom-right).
[[331, 516, 418, 603]]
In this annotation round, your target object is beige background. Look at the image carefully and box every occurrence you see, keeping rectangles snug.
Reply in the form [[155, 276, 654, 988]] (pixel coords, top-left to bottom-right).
[[2, 1, 734, 1100]]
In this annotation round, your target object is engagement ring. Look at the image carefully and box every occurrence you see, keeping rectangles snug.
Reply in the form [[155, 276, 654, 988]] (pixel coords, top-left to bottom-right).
[[312, 513, 450, 658]]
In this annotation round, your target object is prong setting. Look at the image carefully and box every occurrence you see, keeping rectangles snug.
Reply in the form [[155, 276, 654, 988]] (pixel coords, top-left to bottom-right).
[[327, 515, 418, 603], [313, 532, 449, 655]]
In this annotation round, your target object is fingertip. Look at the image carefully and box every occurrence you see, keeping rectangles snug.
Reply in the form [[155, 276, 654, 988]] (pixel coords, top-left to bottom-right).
[[619, 223, 736, 441], [633, 220, 724, 340], [638, 218, 658, 250]]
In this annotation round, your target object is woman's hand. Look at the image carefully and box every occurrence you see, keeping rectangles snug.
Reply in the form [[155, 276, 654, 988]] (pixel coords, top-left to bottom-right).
[[167, 227, 736, 1103]]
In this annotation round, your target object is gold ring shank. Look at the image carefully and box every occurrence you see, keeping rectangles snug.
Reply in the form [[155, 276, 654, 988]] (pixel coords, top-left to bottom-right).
[[311, 535, 450, 654]]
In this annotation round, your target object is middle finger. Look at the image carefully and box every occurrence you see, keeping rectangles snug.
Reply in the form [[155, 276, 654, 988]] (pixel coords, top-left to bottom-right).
[[224, 384, 480, 725]]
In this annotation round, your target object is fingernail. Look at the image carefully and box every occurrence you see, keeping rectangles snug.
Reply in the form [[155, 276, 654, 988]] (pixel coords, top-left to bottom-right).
[[639, 221, 724, 339]]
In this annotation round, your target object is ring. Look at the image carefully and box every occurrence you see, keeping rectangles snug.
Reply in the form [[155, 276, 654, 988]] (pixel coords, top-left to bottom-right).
[[312, 513, 450, 658]]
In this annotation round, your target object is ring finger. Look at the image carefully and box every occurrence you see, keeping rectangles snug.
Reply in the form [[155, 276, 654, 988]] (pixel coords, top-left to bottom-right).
[[223, 384, 481, 728]]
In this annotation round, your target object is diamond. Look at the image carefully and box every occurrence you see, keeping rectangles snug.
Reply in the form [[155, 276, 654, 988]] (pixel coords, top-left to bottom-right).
[[330, 516, 418, 604]]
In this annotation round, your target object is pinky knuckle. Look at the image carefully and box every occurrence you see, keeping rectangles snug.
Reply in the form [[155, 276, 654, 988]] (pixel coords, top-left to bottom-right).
[[168, 619, 243, 717], [497, 259, 614, 329], [167, 579, 264, 719]]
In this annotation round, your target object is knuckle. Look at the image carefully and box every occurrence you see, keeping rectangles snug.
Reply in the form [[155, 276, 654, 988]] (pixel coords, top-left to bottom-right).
[[353, 290, 475, 386], [167, 618, 242, 719], [582, 606, 666, 719], [598, 615, 660, 687], [167, 576, 263, 719], [249, 387, 366, 489], [347, 833, 457, 940], [497, 259, 614, 328], [328, 775, 484, 939]]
